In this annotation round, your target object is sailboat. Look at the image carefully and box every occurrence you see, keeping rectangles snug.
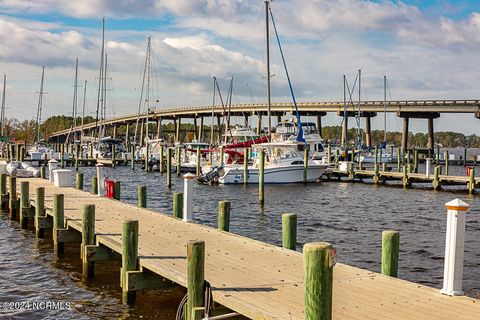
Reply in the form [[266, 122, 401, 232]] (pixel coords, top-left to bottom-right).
[[215, 1, 328, 184], [1, 74, 8, 142]]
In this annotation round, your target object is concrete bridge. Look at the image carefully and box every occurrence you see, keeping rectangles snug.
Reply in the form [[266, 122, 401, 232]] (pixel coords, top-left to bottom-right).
[[48, 99, 480, 152]]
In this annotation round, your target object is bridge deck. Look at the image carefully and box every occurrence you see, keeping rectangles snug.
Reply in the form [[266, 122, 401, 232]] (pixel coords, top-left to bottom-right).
[[14, 178, 480, 319]]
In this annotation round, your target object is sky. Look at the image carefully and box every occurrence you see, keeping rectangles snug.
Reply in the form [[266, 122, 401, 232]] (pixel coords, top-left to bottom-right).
[[0, 0, 480, 135]]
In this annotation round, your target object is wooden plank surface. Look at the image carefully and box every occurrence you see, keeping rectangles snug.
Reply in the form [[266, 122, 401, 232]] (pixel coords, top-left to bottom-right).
[[11, 178, 480, 320]]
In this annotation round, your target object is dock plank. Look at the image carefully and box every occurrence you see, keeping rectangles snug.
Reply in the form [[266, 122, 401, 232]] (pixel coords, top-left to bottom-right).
[[12, 178, 480, 320]]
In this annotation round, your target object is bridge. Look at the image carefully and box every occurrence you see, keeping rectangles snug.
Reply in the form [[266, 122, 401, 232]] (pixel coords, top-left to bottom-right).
[[48, 99, 480, 152]]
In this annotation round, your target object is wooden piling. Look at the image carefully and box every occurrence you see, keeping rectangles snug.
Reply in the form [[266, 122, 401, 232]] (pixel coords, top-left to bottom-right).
[[53, 194, 65, 255], [144, 144, 149, 172], [121, 220, 139, 304], [187, 240, 205, 320], [19, 181, 30, 229], [464, 148, 467, 166], [413, 149, 418, 173], [138, 185, 147, 208], [303, 242, 334, 320], [92, 176, 98, 195], [75, 144, 80, 171], [374, 146, 378, 165], [304, 148, 309, 183], [196, 147, 201, 176], [0, 174, 6, 210], [259, 149, 265, 206], [381, 230, 400, 277], [243, 148, 249, 185], [167, 148, 172, 188], [60, 144, 65, 168], [8, 176, 18, 219], [327, 145, 331, 162], [76, 172, 84, 190], [218, 201, 230, 232], [468, 167, 475, 194], [373, 164, 380, 185], [112, 144, 116, 168], [159, 146, 164, 174], [282, 213, 297, 250], [40, 165, 46, 179], [220, 146, 224, 166], [397, 147, 401, 172], [173, 192, 183, 219], [131, 147, 135, 170], [35, 187, 46, 238], [114, 181, 121, 200], [176, 146, 181, 176], [445, 150, 449, 176], [81, 204, 96, 277], [433, 166, 441, 191]]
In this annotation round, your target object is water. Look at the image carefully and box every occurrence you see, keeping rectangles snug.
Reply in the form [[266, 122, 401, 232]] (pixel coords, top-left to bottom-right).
[[1, 163, 480, 319]]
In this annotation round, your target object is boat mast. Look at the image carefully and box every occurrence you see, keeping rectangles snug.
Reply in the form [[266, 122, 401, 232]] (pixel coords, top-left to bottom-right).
[[35, 66, 45, 144], [342, 75, 347, 147], [95, 17, 105, 139], [134, 36, 151, 146], [383, 75, 387, 145], [357, 69, 361, 149], [1, 74, 6, 137], [102, 53, 108, 138], [210, 77, 216, 145], [265, 0, 272, 136], [71, 58, 79, 143], [81, 80, 87, 143]]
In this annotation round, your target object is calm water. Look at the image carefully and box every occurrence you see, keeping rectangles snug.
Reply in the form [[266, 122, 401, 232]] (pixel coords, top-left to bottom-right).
[[1, 161, 480, 319]]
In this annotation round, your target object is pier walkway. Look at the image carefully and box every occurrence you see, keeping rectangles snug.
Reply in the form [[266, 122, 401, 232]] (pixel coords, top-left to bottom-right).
[[9, 177, 480, 319]]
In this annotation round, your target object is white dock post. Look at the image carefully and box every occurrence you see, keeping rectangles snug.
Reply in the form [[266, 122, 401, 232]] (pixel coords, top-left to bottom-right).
[[183, 173, 195, 222], [96, 163, 106, 197], [441, 199, 470, 296], [425, 158, 432, 177], [48, 159, 59, 183]]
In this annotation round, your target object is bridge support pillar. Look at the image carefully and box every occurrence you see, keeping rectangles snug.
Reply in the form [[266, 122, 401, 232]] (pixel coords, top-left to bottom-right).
[[398, 112, 440, 154], [427, 117, 434, 154], [365, 116, 372, 147], [193, 116, 198, 141], [156, 118, 162, 140], [257, 113, 262, 135], [175, 117, 181, 143], [198, 117, 203, 141], [401, 117, 409, 153], [112, 125, 117, 139]]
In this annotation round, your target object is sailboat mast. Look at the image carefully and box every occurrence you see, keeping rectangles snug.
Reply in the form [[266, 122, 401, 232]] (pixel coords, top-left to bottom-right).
[[384, 75, 387, 144], [357, 69, 361, 148], [1, 74, 6, 137], [95, 17, 105, 139], [210, 77, 216, 145], [134, 36, 151, 146], [145, 38, 152, 141], [71, 58, 79, 142], [81, 80, 87, 143], [35, 66, 45, 143], [265, 0, 272, 136], [343, 75, 347, 147]]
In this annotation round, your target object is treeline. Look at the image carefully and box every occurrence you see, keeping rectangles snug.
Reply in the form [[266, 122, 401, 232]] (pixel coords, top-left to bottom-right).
[[321, 126, 480, 148]]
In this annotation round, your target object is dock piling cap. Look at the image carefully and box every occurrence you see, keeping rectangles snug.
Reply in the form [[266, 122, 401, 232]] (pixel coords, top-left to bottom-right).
[[48, 159, 58, 163], [183, 173, 196, 180], [445, 199, 470, 212]]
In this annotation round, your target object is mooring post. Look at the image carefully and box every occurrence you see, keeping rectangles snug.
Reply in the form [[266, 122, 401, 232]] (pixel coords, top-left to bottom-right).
[[8, 176, 18, 219], [373, 163, 380, 185], [195, 147, 201, 177], [121, 220, 139, 305], [173, 192, 183, 219], [0, 174, 7, 211], [75, 144, 80, 171], [48, 159, 59, 183], [131, 147, 135, 170], [144, 144, 149, 172], [303, 242, 335, 320], [464, 148, 467, 166], [441, 199, 469, 296], [112, 144, 116, 168], [114, 181, 121, 200], [468, 167, 475, 194], [396, 147, 401, 172], [374, 146, 378, 165], [382, 163, 387, 173], [76, 172, 84, 190], [407, 163, 412, 174], [220, 146, 224, 166], [159, 146, 164, 174], [282, 213, 297, 250], [138, 185, 147, 208], [379, 147, 383, 164], [35, 187, 46, 238], [167, 148, 172, 188], [176, 146, 181, 176], [19, 181, 30, 229], [60, 144, 65, 168], [327, 145, 331, 163], [183, 173, 195, 222], [92, 176, 98, 195], [445, 150, 449, 176], [40, 165, 46, 179], [259, 149, 265, 206], [81, 204, 96, 277], [413, 149, 418, 173], [20, 146, 25, 162], [53, 194, 65, 255], [187, 240, 205, 320], [304, 148, 309, 183], [243, 148, 249, 185], [381, 230, 400, 277], [90, 143, 94, 159], [426, 158, 432, 178], [218, 200, 231, 232], [433, 166, 441, 191]]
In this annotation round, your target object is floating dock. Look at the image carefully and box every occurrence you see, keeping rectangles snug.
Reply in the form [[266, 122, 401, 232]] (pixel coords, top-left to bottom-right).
[[2, 177, 480, 319]]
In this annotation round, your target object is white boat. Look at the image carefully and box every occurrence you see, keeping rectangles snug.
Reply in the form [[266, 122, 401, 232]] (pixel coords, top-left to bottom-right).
[[218, 142, 328, 184]]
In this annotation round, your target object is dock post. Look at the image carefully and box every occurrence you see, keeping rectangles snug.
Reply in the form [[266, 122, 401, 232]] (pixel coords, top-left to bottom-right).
[[20, 146, 25, 161], [159, 146, 164, 174], [75, 144, 79, 171], [114, 181, 121, 200], [196, 147, 201, 176], [426, 158, 432, 177], [60, 144, 65, 168], [176, 147, 181, 176], [382, 163, 387, 173], [121, 220, 139, 304], [81, 204, 95, 277], [468, 167, 475, 194], [173, 192, 183, 219], [327, 145, 331, 163], [138, 186, 147, 208], [53, 194, 65, 255], [144, 144, 149, 172], [381, 230, 400, 277], [35, 187, 46, 238], [441, 199, 469, 296], [413, 149, 418, 173], [259, 149, 265, 206], [379, 147, 383, 164], [445, 150, 449, 176], [19, 181, 30, 229], [76, 172, 84, 190], [92, 176, 98, 195], [131, 147, 135, 170], [8, 176, 18, 219], [464, 148, 467, 166], [407, 150, 411, 167], [183, 173, 195, 222], [407, 163, 412, 174], [304, 148, 309, 183], [374, 146, 378, 165], [396, 147, 401, 172], [112, 144, 116, 168], [282, 213, 297, 250], [303, 242, 334, 320], [433, 166, 441, 191], [0, 174, 6, 211], [167, 148, 172, 188], [40, 165, 46, 179], [243, 148, 249, 184], [373, 164, 380, 185], [187, 240, 205, 320], [90, 143, 94, 159], [220, 146, 224, 166], [218, 201, 230, 232]]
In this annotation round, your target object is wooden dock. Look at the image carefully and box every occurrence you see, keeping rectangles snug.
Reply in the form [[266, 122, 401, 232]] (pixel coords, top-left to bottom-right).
[[3, 177, 480, 319]]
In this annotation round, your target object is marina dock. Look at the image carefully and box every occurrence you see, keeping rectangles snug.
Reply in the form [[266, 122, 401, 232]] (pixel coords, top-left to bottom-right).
[[2, 176, 480, 319]]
